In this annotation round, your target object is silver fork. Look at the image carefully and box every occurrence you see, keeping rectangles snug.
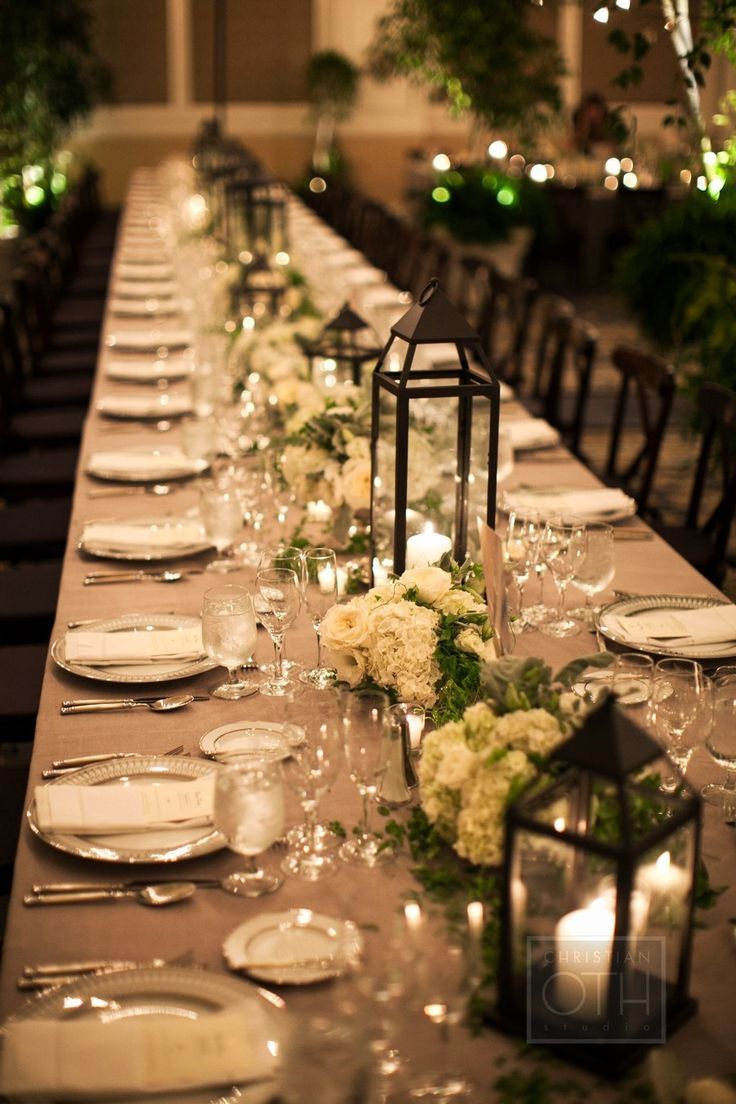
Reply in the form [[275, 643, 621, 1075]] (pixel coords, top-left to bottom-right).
[[46, 743, 184, 776]]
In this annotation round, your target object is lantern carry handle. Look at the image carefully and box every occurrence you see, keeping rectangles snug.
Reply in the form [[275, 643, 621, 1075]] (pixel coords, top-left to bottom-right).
[[418, 279, 440, 306]]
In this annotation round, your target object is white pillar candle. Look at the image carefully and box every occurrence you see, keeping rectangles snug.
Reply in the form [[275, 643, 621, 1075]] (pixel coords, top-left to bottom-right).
[[404, 900, 422, 936], [372, 558, 391, 586], [405, 526, 452, 569], [554, 897, 615, 1020], [467, 900, 484, 941], [406, 708, 425, 750], [307, 499, 333, 524], [317, 564, 336, 594], [637, 851, 689, 925]]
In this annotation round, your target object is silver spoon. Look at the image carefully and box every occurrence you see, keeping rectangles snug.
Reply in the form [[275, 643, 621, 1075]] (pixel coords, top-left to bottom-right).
[[60, 693, 195, 715], [24, 882, 196, 907]]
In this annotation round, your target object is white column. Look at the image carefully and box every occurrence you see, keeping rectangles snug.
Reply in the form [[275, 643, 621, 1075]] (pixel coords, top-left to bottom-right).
[[558, 0, 583, 111], [167, 0, 193, 106]]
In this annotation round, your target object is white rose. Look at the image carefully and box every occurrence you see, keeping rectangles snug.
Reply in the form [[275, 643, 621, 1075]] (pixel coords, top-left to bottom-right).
[[345, 435, 370, 461], [399, 567, 453, 606], [321, 600, 370, 650], [331, 647, 367, 688], [341, 456, 372, 511]]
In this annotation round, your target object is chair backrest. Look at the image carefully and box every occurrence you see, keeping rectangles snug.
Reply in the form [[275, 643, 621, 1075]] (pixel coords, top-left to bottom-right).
[[476, 268, 538, 388], [684, 380, 736, 578], [605, 344, 676, 516], [533, 300, 598, 458]]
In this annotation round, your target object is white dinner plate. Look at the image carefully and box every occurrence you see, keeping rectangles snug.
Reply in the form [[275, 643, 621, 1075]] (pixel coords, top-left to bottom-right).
[[27, 757, 224, 863], [500, 485, 637, 523], [106, 329, 192, 353], [597, 593, 735, 659], [96, 393, 192, 420], [2, 966, 281, 1104], [199, 721, 305, 762], [52, 612, 215, 684], [86, 445, 208, 482], [78, 516, 211, 560], [223, 909, 362, 985], [105, 356, 193, 383]]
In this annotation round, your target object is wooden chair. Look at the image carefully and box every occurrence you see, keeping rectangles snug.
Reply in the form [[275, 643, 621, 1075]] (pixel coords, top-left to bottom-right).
[[528, 298, 598, 459], [603, 345, 676, 518], [654, 381, 736, 585], [475, 268, 538, 389]]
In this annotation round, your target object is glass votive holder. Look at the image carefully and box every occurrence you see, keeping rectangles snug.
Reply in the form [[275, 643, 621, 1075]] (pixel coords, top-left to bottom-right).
[[390, 702, 425, 752], [181, 415, 217, 461]]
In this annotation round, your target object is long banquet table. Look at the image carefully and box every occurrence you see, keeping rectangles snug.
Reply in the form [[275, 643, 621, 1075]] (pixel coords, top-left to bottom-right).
[[0, 170, 734, 1097]]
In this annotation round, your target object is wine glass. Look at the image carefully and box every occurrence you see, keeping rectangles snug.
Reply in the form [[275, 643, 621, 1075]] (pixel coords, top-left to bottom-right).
[[539, 518, 587, 638], [255, 566, 301, 697], [199, 479, 244, 572], [258, 544, 306, 677], [611, 653, 655, 723], [569, 522, 615, 624], [339, 689, 393, 868], [702, 673, 736, 820], [503, 511, 538, 633], [232, 452, 272, 564], [652, 658, 712, 788], [201, 585, 258, 700], [281, 711, 344, 880], [301, 547, 338, 688], [213, 757, 285, 896]]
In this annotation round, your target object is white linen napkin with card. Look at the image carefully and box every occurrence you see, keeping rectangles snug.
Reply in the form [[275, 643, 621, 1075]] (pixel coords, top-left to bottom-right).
[[0, 1003, 276, 1098], [87, 447, 201, 476], [33, 774, 215, 834], [609, 604, 736, 647], [63, 626, 204, 666], [501, 417, 560, 451], [503, 487, 636, 522], [81, 519, 205, 551], [104, 356, 192, 382]]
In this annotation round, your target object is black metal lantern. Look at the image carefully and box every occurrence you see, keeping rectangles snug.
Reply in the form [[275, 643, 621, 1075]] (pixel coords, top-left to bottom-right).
[[370, 279, 500, 579], [224, 174, 288, 263], [234, 254, 286, 321], [307, 304, 383, 388], [495, 695, 700, 1077]]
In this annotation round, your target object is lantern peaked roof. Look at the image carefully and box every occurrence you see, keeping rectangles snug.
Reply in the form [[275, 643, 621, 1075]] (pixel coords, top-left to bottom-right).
[[325, 304, 370, 332], [391, 279, 481, 345], [552, 693, 661, 779]]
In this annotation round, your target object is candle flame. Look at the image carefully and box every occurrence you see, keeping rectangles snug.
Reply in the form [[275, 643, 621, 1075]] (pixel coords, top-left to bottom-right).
[[553, 817, 566, 832], [656, 851, 671, 873], [422, 522, 435, 535]]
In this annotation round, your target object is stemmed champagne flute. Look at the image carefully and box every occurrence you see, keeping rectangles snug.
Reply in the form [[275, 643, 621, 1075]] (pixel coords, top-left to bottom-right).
[[701, 673, 736, 820], [201, 585, 258, 699], [503, 511, 538, 633], [213, 757, 285, 896], [281, 711, 343, 880], [301, 547, 338, 688], [569, 521, 615, 624], [255, 567, 301, 697], [258, 544, 306, 677], [199, 479, 244, 572], [539, 518, 587, 638], [339, 689, 392, 867], [652, 658, 712, 789]]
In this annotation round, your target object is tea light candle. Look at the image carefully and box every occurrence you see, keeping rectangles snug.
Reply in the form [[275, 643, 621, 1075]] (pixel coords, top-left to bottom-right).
[[554, 897, 615, 1019], [638, 851, 688, 899], [317, 564, 337, 594], [372, 558, 391, 586], [404, 900, 422, 935], [307, 499, 333, 524], [467, 901, 484, 941], [405, 525, 452, 569]]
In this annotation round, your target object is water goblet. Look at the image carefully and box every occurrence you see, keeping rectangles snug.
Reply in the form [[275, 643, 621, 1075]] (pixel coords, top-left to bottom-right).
[[301, 547, 339, 688], [281, 712, 344, 880], [539, 518, 587, 638], [339, 689, 393, 868], [213, 757, 285, 896], [569, 521, 615, 624], [255, 567, 302, 697], [199, 479, 244, 572], [702, 673, 736, 820], [652, 658, 712, 788], [201, 584, 258, 700]]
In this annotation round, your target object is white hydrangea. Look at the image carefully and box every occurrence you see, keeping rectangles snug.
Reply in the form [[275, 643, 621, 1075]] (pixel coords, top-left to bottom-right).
[[435, 589, 488, 619], [493, 709, 564, 757], [341, 456, 371, 511]]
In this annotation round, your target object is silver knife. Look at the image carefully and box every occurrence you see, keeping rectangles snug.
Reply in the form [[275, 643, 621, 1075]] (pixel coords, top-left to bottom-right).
[[31, 879, 222, 893]]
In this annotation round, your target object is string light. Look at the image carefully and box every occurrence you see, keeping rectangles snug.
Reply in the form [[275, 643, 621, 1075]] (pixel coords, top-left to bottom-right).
[[488, 140, 508, 160], [593, 6, 609, 23], [432, 153, 451, 171]]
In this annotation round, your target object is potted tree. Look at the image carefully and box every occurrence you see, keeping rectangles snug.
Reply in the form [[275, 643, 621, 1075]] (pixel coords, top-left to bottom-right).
[[306, 50, 361, 176]]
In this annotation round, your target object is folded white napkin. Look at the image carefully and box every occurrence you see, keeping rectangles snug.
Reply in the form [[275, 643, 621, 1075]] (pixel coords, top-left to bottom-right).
[[114, 280, 176, 299], [105, 356, 193, 382], [503, 487, 635, 521], [117, 262, 173, 281], [109, 298, 181, 317], [609, 604, 736, 647], [323, 248, 365, 268], [34, 774, 215, 834], [87, 446, 200, 477], [106, 329, 192, 352], [0, 1003, 276, 1098], [96, 393, 191, 417], [82, 519, 205, 550], [64, 626, 204, 666], [118, 250, 170, 266], [502, 418, 560, 451]]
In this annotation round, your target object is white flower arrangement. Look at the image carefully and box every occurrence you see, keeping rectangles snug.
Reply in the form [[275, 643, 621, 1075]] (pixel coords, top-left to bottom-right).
[[418, 656, 594, 867], [321, 562, 494, 723]]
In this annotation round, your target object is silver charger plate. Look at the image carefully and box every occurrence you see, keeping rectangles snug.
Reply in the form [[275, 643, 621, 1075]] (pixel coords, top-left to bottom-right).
[[2, 966, 282, 1104], [597, 593, 734, 659], [78, 516, 211, 561], [86, 446, 209, 482], [51, 612, 216, 684], [27, 756, 224, 863], [223, 909, 362, 986]]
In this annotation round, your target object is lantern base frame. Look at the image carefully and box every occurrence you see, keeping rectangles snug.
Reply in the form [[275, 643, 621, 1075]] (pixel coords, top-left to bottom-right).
[[485, 993, 698, 1079]]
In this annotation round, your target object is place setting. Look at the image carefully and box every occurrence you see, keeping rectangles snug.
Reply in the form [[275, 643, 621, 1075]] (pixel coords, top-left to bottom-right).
[[85, 444, 209, 483], [78, 516, 211, 561], [105, 328, 192, 354], [104, 354, 194, 384], [95, 390, 193, 421]]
